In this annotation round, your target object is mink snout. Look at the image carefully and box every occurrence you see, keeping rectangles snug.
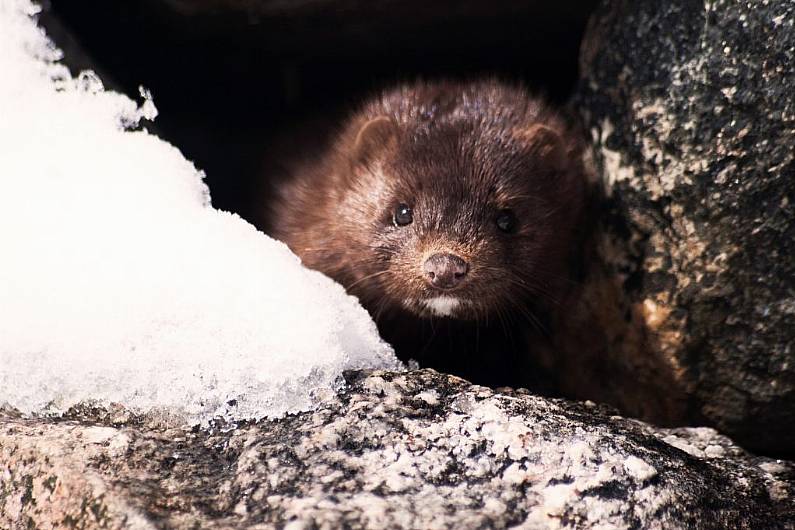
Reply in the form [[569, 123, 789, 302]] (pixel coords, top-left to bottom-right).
[[423, 253, 469, 290]]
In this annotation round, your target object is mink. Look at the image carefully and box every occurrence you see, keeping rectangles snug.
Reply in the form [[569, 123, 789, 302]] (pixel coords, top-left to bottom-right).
[[265, 80, 588, 389]]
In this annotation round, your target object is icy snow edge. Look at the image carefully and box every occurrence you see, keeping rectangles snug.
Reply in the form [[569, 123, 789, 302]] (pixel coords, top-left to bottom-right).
[[0, 0, 401, 424]]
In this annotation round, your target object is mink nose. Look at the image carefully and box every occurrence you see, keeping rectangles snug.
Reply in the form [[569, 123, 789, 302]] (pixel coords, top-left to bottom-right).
[[423, 253, 469, 290]]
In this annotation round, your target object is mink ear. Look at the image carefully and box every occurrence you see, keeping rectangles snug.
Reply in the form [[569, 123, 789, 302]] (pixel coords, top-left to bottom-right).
[[516, 123, 568, 172], [352, 116, 398, 165]]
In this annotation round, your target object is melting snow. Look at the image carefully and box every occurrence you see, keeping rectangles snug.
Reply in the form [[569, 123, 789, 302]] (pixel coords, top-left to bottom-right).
[[0, 0, 401, 423]]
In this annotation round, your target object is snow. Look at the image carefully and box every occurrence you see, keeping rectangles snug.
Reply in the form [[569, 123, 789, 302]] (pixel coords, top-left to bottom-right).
[[0, 0, 401, 423]]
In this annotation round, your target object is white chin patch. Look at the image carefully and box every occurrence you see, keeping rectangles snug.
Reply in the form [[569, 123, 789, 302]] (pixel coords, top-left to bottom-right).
[[420, 296, 461, 317]]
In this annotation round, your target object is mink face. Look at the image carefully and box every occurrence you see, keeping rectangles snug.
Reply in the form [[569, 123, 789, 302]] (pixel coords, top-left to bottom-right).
[[270, 81, 585, 325]]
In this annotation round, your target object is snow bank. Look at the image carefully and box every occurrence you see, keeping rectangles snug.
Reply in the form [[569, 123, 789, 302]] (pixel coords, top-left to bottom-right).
[[0, 0, 401, 423]]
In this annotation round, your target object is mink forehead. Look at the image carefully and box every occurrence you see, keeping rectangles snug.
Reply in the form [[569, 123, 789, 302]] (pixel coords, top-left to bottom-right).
[[382, 124, 535, 206]]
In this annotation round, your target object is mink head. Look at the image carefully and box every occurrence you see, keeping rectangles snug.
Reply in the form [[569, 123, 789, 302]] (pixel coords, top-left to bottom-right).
[[320, 83, 584, 320]]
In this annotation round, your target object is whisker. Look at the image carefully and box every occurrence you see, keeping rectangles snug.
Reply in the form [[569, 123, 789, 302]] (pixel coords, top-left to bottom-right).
[[477, 267, 562, 308], [372, 296, 393, 324], [495, 305, 511, 340], [345, 269, 392, 291], [506, 293, 548, 336], [418, 318, 439, 360]]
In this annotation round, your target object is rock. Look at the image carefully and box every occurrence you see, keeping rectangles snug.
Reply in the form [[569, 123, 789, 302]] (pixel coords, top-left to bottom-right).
[[1, 370, 793, 529], [570, 0, 795, 454]]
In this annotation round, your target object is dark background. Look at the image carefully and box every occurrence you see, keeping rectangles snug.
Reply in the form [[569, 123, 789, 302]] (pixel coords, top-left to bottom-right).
[[41, 0, 599, 224]]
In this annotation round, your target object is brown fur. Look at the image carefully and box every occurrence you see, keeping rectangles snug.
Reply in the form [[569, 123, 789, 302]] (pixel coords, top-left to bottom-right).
[[267, 80, 587, 388]]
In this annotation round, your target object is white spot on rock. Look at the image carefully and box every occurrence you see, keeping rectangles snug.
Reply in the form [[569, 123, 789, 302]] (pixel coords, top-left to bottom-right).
[[624, 456, 658, 482], [415, 390, 439, 405]]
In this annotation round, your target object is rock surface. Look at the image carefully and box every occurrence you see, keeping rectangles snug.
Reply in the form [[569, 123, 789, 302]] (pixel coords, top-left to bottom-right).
[[1, 370, 793, 529], [570, 0, 795, 454]]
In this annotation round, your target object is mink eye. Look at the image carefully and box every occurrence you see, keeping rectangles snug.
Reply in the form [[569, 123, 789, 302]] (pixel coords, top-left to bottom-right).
[[496, 209, 517, 233], [393, 203, 413, 227]]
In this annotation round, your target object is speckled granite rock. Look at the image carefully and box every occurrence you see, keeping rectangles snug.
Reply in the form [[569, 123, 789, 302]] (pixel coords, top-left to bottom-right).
[[569, 0, 795, 454], [1, 370, 793, 529]]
